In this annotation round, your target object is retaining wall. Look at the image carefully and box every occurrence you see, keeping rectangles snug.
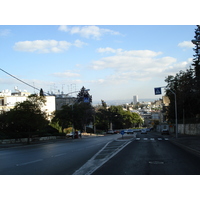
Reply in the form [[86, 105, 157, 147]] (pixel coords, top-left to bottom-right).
[[178, 123, 200, 135], [0, 136, 64, 144]]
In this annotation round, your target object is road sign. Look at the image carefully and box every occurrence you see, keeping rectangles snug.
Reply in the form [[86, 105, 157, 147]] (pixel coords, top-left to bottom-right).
[[120, 130, 125, 135], [154, 87, 162, 95], [84, 97, 89, 103]]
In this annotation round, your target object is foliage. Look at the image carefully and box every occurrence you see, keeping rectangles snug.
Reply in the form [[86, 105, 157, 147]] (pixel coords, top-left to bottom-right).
[[52, 102, 94, 133], [165, 25, 200, 123], [0, 94, 49, 141], [95, 104, 143, 131], [77, 86, 92, 103]]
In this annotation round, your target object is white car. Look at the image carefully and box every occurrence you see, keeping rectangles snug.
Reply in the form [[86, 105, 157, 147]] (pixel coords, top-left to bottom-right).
[[107, 130, 114, 134], [141, 129, 147, 134], [67, 131, 81, 138]]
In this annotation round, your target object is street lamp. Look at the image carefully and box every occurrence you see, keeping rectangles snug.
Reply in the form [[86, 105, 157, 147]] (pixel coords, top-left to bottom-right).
[[68, 88, 90, 138], [154, 86, 178, 138]]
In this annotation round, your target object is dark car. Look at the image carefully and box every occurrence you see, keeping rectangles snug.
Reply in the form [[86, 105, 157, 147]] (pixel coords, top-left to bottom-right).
[[161, 129, 169, 135]]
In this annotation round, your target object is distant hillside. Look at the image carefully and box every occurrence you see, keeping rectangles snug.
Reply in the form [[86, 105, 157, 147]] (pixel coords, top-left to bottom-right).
[[93, 98, 159, 106]]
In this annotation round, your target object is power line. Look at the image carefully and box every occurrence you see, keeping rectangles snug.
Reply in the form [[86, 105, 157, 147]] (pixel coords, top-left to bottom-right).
[[0, 68, 41, 92]]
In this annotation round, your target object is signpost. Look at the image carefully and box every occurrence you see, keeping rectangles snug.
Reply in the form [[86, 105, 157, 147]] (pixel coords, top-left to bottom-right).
[[154, 86, 178, 138], [120, 130, 125, 139], [154, 87, 162, 95], [84, 97, 89, 103]]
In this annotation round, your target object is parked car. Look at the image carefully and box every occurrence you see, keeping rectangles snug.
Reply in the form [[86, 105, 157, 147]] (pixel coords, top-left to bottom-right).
[[114, 130, 120, 134], [141, 129, 147, 134], [127, 129, 134, 134], [67, 131, 81, 138], [107, 130, 114, 134], [161, 129, 169, 135]]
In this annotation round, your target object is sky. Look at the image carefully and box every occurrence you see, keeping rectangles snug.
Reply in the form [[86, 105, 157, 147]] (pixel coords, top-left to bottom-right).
[[0, 25, 196, 104]]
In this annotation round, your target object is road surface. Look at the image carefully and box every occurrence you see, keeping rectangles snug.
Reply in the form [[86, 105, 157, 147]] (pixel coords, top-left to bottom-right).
[[92, 131, 200, 175], [0, 134, 120, 175]]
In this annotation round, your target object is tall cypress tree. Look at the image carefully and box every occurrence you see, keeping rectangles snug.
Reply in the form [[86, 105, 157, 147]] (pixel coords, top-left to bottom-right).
[[192, 25, 200, 119], [192, 25, 200, 85]]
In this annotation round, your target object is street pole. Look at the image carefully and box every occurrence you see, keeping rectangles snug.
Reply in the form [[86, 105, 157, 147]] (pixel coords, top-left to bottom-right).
[[166, 88, 178, 138], [155, 86, 178, 138], [173, 91, 178, 138]]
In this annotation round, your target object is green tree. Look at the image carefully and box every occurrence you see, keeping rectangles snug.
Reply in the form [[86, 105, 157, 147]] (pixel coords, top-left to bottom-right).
[[95, 105, 143, 131], [165, 67, 196, 123], [51, 105, 73, 133], [77, 86, 92, 103], [6, 99, 48, 143], [0, 94, 48, 143], [52, 101, 94, 133], [73, 102, 94, 132]]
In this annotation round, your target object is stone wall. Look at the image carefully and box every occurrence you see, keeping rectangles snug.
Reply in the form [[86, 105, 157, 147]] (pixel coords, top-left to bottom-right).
[[157, 123, 200, 135], [178, 124, 200, 135], [0, 136, 63, 144]]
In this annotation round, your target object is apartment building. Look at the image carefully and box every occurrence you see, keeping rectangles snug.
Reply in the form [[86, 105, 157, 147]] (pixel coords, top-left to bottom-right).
[[0, 90, 55, 121]]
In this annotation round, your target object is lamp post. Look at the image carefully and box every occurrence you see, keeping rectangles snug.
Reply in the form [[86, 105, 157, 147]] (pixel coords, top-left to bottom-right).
[[69, 88, 90, 138], [168, 89, 178, 138], [155, 86, 178, 138]]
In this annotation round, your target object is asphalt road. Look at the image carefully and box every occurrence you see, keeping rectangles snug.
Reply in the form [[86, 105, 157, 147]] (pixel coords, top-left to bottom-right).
[[92, 131, 200, 175], [0, 134, 120, 175]]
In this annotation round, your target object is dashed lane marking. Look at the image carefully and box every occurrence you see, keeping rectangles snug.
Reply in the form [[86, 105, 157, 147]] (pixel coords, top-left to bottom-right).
[[135, 137, 170, 141], [16, 159, 43, 166]]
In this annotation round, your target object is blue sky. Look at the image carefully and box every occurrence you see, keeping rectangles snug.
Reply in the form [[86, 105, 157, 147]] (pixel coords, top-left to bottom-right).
[[0, 25, 196, 103]]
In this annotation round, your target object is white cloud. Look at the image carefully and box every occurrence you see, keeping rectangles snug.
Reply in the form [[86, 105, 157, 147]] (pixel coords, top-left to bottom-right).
[[52, 71, 80, 78], [0, 29, 10, 36], [13, 39, 87, 53], [178, 41, 194, 49], [90, 48, 178, 84], [58, 25, 120, 39], [97, 47, 122, 53], [73, 39, 87, 48]]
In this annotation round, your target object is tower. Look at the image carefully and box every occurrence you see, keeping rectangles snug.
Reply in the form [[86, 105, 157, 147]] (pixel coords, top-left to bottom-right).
[[133, 95, 138, 105]]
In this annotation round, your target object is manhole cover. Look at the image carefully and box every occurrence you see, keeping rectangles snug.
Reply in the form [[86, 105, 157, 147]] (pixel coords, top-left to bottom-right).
[[149, 161, 164, 165]]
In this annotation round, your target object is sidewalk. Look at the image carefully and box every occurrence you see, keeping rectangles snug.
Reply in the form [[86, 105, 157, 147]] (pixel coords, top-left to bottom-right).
[[170, 133, 200, 157]]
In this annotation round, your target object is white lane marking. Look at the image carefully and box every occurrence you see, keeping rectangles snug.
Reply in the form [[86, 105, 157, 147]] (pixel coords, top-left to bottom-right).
[[51, 153, 67, 157], [73, 140, 133, 175], [164, 138, 169, 140], [136, 138, 140, 140], [158, 138, 162, 140], [16, 159, 43, 166], [150, 138, 155, 141], [143, 138, 148, 140]]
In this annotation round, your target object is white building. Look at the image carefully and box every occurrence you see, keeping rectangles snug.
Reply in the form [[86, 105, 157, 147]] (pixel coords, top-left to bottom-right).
[[133, 95, 138, 105], [0, 90, 55, 120]]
